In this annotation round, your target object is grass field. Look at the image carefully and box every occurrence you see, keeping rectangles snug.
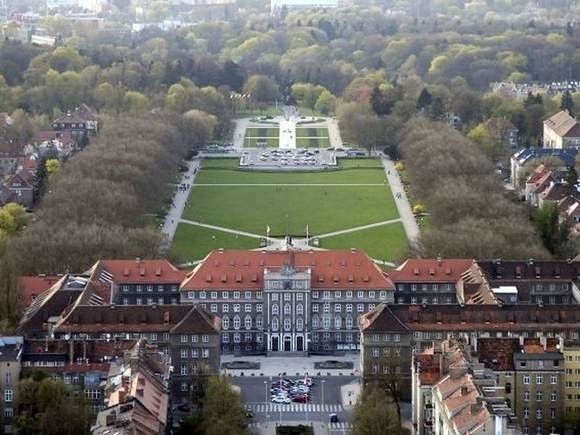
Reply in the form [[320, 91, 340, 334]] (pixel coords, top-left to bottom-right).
[[170, 224, 259, 261], [319, 222, 408, 262], [170, 157, 407, 262], [244, 127, 279, 147], [295, 127, 330, 148]]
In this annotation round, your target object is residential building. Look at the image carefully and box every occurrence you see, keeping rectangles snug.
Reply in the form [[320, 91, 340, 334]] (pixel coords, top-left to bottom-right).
[[509, 147, 577, 190], [543, 110, 580, 149], [476, 260, 580, 305], [21, 339, 138, 415], [485, 117, 519, 148], [51, 104, 98, 137], [359, 303, 580, 400], [85, 259, 187, 305], [473, 337, 564, 435], [563, 340, 580, 430], [53, 303, 221, 403], [16, 275, 61, 308], [180, 249, 394, 354], [412, 340, 518, 435], [388, 258, 475, 305], [3, 171, 33, 209], [91, 339, 171, 435], [0, 337, 22, 434], [524, 163, 555, 207]]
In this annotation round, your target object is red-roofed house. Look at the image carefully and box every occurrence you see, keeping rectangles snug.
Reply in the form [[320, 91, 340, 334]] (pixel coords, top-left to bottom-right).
[[52, 104, 98, 137], [3, 171, 33, 208], [543, 110, 580, 148], [85, 259, 187, 306], [17, 275, 61, 307], [388, 258, 474, 305], [181, 249, 395, 354]]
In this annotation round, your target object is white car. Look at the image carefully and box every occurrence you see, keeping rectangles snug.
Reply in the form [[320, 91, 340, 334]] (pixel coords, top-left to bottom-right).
[[272, 396, 291, 404]]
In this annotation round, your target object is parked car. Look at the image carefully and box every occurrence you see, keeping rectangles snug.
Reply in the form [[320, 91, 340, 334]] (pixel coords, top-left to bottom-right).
[[329, 413, 339, 423], [272, 395, 291, 404]]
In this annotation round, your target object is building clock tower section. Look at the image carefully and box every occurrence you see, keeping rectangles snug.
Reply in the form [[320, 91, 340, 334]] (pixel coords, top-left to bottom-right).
[[264, 261, 311, 353]]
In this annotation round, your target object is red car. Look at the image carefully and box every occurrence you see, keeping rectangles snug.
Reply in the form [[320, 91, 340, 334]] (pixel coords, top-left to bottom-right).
[[292, 395, 309, 403]]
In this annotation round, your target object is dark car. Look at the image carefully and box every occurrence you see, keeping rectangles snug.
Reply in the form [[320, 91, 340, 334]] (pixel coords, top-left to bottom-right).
[[329, 413, 339, 423]]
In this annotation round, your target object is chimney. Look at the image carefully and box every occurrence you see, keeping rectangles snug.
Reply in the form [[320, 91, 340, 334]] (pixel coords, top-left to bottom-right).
[[460, 385, 469, 396]]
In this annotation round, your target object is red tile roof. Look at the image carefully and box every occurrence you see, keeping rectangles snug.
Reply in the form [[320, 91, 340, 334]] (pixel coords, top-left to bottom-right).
[[474, 338, 520, 371], [33, 130, 75, 144], [361, 303, 580, 333], [526, 164, 550, 184], [55, 304, 220, 334], [415, 353, 441, 385], [181, 249, 394, 291], [17, 276, 61, 306], [388, 259, 473, 283], [94, 259, 187, 284]]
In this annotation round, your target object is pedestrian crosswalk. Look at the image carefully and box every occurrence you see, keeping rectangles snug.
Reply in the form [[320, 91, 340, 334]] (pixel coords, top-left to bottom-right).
[[248, 422, 352, 430], [247, 402, 344, 413]]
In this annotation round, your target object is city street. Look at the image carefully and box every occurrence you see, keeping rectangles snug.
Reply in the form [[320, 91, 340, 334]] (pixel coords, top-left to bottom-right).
[[233, 376, 356, 430]]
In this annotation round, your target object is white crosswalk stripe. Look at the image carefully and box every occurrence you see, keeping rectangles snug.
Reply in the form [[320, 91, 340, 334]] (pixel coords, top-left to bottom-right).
[[248, 403, 344, 414]]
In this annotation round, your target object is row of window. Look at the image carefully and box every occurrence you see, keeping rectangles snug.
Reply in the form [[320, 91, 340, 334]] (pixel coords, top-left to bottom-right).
[[371, 365, 402, 374], [522, 390, 558, 401], [312, 315, 355, 330], [191, 291, 264, 300], [122, 284, 178, 293], [371, 333, 401, 342], [522, 374, 557, 385], [565, 381, 580, 388], [4, 390, 13, 402], [123, 297, 178, 305], [222, 315, 261, 330], [179, 348, 211, 359], [522, 407, 556, 419], [565, 355, 580, 361], [565, 368, 580, 375], [371, 347, 401, 357], [222, 333, 262, 344], [396, 283, 455, 292], [566, 394, 580, 400], [313, 303, 374, 313], [398, 296, 455, 304], [180, 334, 210, 343], [311, 332, 356, 342], [312, 290, 389, 300]]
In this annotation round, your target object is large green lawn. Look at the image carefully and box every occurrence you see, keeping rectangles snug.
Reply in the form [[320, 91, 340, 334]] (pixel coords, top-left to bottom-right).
[[171, 157, 406, 261], [319, 222, 408, 262], [170, 224, 259, 262]]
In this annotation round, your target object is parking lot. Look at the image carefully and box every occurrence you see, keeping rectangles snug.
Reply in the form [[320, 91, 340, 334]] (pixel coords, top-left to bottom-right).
[[240, 148, 337, 169]]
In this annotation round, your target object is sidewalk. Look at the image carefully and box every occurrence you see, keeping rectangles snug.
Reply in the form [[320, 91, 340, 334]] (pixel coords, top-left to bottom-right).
[[381, 157, 420, 244], [159, 159, 200, 253], [221, 354, 361, 377]]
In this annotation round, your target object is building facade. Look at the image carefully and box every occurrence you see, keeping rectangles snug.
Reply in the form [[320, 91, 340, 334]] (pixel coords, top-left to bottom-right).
[[359, 303, 580, 404], [180, 249, 395, 354], [53, 304, 221, 403], [0, 337, 22, 434], [543, 110, 580, 148]]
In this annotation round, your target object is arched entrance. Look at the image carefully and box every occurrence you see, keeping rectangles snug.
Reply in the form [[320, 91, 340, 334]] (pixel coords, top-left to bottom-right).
[[296, 336, 304, 352], [271, 336, 279, 352], [284, 336, 292, 351]]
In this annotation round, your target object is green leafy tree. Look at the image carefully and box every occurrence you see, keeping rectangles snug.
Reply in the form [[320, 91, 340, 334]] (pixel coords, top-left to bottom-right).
[[352, 385, 404, 435], [565, 166, 578, 195], [429, 96, 445, 120], [314, 90, 336, 115], [16, 376, 90, 435], [45, 159, 61, 177], [561, 90, 575, 116], [533, 203, 570, 257], [416, 88, 432, 110], [243, 75, 279, 105], [200, 376, 248, 435]]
